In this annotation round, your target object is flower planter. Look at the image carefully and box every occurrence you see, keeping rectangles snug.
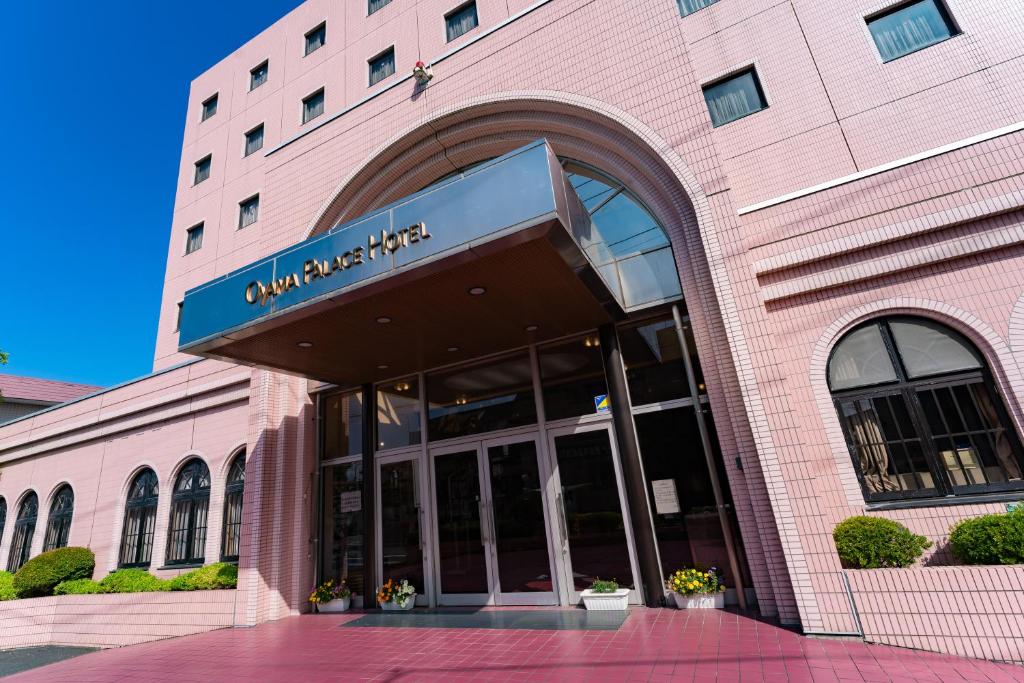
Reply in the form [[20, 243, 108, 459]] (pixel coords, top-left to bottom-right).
[[317, 596, 351, 613], [671, 591, 724, 609], [580, 588, 630, 611], [379, 593, 416, 611]]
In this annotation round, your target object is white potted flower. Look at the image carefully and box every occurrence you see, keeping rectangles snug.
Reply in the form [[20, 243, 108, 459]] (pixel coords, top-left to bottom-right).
[[377, 578, 416, 611], [667, 567, 725, 609], [580, 578, 630, 611], [309, 579, 352, 613]]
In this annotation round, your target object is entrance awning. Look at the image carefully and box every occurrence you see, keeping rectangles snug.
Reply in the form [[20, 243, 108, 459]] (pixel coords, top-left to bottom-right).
[[178, 140, 626, 385]]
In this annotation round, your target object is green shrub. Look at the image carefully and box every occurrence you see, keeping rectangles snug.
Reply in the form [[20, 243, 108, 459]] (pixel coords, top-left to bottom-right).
[[54, 579, 109, 595], [168, 563, 238, 591], [12, 547, 95, 598], [949, 507, 1024, 565], [99, 568, 168, 593], [0, 572, 17, 601], [833, 516, 931, 569]]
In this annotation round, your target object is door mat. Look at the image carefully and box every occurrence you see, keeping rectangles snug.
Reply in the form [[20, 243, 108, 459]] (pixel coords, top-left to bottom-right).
[[341, 609, 628, 631]]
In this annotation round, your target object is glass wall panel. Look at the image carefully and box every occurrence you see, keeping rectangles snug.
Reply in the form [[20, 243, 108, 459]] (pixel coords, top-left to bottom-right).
[[539, 337, 607, 421], [380, 460, 423, 591], [426, 353, 536, 441], [324, 391, 363, 460], [433, 450, 488, 593], [321, 462, 364, 592], [617, 247, 683, 309], [552, 430, 634, 589], [377, 378, 421, 450], [635, 407, 748, 588], [487, 441, 552, 592], [619, 316, 703, 406]]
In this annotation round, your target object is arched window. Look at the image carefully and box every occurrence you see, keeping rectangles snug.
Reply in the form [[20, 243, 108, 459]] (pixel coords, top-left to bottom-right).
[[7, 493, 38, 572], [165, 459, 211, 565], [0, 498, 7, 546], [118, 469, 159, 568], [42, 485, 74, 552], [220, 451, 245, 562], [828, 316, 1024, 501]]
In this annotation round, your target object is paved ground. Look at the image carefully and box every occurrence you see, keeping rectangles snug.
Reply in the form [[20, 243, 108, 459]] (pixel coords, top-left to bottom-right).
[[6, 609, 1024, 682], [0, 646, 97, 678]]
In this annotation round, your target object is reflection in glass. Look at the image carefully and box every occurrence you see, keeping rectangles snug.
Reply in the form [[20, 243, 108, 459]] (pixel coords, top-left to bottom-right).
[[427, 353, 536, 441], [635, 407, 750, 589], [889, 319, 981, 379], [377, 378, 421, 450], [324, 391, 363, 460], [539, 337, 607, 421], [487, 441, 552, 593], [619, 316, 704, 406], [434, 450, 488, 594], [828, 324, 898, 390], [380, 460, 423, 591], [553, 431, 633, 590], [321, 462, 363, 592]]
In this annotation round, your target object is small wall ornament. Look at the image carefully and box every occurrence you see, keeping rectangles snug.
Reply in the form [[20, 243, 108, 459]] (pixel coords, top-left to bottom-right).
[[412, 61, 433, 85]]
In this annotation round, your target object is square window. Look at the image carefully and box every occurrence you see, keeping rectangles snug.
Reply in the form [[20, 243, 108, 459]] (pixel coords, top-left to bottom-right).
[[194, 155, 212, 185], [244, 124, 265, 157], [305, 22, 326, 56], [185, 223, 204, 255], [302, 89, 325, 124], [250, 61, 269, 90], [368, 0, 392, 15], [239, 194, 260, 229], [677, 0, 718, 17], [867, 0, 958, 62], [702, 68, 768, 127], [201, 94, 218, 121], [369, 48, 395, 87], [445, 2, 479, 42]]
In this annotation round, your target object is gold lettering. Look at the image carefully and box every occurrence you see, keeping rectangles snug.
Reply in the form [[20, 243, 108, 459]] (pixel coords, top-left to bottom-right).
[[303, 259, 317, 284], [408, 224, 420, 242], [420, 222, 430, 240], [385, 233, 400, 252], [352, 246, 365, 265], [245, 281, 261, 304], [368, 231, 382, 259]]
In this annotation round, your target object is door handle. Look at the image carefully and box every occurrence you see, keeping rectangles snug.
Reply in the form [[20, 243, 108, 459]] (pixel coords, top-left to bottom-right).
[[556, 493, 568, 547]]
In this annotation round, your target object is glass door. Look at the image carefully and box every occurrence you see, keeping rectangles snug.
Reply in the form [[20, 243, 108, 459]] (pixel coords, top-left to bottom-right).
[[429, 434, 557, 605], [546, 423, 640, 604], [377, 453, 427, 606]]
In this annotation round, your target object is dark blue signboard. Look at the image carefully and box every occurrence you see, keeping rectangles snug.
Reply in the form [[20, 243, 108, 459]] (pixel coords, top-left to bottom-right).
[[178, 139, 618, 353]]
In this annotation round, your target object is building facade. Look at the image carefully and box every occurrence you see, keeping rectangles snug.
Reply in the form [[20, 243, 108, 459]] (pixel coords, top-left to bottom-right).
[[1, 0, 1024, 662], [0, 375, 99, 425]]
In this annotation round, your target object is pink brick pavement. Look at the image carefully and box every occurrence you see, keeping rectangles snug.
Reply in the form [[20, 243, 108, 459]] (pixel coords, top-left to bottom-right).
[[9, 609, 1024, 683]]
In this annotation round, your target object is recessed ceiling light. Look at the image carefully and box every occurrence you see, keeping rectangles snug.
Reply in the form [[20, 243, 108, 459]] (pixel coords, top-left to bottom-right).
[[468, 287, 486, 296], [377, 364, 389, 370], [296, 341, 314, 348], [447, 346, 459, 353], [376, 316, 392, 324], [525, 325, 539, 332]]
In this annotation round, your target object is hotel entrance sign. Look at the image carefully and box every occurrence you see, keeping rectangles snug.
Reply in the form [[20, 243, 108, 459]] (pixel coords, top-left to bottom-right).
[[177, 139, 625, 362]]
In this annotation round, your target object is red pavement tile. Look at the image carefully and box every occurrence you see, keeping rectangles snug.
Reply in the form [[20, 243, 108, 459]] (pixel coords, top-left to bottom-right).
[[6, 609, 1024, 682]]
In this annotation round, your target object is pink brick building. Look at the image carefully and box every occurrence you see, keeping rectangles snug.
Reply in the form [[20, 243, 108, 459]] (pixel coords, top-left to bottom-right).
[[1, 0, 1023, 663]]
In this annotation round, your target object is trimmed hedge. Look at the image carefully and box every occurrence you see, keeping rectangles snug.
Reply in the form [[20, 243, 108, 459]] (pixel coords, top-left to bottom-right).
[[949, 507, 1024, 565], [54, 579, 109, 595], [833, 516, 931, 569], [13, 547, 95, 598], [168, 563, 237, 591], [100, 568, 169, 593], [0, 572, 16, 601]]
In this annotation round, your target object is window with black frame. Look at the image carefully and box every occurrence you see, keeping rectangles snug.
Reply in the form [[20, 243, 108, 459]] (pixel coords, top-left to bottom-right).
[[119, 468, 160, 568], [165, 459, 211, 565], [0, 498, 6, 545], [221, 451, 245, 562], [7, 492, 38, 572], [828, 316, 1024, 502], [42, 485, 74, 552]]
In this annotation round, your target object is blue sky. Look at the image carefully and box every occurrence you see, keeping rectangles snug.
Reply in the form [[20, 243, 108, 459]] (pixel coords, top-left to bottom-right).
[[0, 1, 299, 387]]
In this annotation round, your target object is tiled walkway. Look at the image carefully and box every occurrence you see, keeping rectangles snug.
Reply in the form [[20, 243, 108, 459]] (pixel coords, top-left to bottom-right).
[[8, 609, 1024, 682]]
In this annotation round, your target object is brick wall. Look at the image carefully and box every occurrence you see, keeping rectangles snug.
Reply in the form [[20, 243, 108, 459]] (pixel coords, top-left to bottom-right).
[[0, 591, 237, 650], [846, 566, 1024, 663]]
